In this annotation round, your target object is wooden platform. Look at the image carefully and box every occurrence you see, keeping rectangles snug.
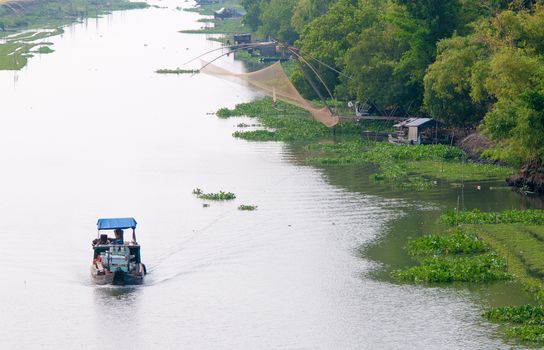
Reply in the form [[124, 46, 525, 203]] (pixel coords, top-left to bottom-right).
[[338, 115, 406, 121]]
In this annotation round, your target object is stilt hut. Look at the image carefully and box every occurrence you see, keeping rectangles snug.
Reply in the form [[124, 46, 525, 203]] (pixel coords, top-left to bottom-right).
[[392, 118, 442, 144]]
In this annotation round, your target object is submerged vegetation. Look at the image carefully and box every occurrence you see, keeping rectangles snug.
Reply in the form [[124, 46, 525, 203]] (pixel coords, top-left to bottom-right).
[[0, 0, 147, 70], [192, 188, 237, 201]]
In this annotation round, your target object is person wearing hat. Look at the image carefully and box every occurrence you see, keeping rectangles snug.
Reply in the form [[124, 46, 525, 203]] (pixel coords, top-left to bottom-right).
[[113, 228, 124, 245]]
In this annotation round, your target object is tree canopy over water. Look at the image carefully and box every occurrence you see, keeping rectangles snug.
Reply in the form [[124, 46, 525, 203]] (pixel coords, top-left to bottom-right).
[[241, 0, 544, 168]]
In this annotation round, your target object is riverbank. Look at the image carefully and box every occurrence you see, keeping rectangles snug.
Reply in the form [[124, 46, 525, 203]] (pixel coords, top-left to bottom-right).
[[0, 0, 147, 70], [392, 209, 544, 344], [217, 98, 514, 190], [215, 95, 544, 344]]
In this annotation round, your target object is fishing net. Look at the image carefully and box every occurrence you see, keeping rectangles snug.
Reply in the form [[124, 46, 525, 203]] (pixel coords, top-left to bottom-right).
[[200, 61, 339, 128]]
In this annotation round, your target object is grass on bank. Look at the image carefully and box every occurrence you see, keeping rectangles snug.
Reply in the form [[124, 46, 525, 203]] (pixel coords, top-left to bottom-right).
[[473, 224, 544, 344], [428, 209, 544, 344], [469, 224, 544, 299], [440, 209, 544, 299], [0, 0, 147, 31], [308, 140, 514, 183], [217, 98, 513, 189], [0, 42, 31, 69], [392, 220, 544, 344], [0, 0, 147, 70]]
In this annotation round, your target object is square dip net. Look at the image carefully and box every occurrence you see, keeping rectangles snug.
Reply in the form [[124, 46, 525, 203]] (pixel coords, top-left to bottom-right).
[[200, 61, 339, 128]]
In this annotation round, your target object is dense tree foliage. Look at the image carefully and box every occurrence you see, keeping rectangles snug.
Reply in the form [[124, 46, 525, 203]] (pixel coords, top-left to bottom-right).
[[240, 0, 544, 167]]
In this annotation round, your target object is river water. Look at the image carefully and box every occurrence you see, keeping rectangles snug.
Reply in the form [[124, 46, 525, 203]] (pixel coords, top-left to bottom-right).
[[0, 2, 539, 349]]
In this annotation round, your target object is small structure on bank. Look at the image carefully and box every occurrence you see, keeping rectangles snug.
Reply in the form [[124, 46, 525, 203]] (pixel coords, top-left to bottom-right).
[[390, 117, 446, 145], [213, 7, 242, 19], [255, 43, 277, 57], [233, 33, 251, 44]]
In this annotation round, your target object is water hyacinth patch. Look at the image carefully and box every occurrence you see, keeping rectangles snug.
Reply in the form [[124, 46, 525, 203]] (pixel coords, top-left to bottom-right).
[[507, 325, 544, 343], [484, 305, 544, 343], [238, 204, 257, 211], [218, 98, 362, 141], [233, 130, 278, 141], [484, 305, 544, 325], [192, 188, 236, 200], [407, 229, 490, 257], [393, 227, 508, 283], [392, 253, 508, 283], [155, 68, 199, 74], [439, 209, 544, 226]]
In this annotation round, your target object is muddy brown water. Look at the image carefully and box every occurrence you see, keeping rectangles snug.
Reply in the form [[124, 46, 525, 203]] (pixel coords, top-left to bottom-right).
[[0, 2, 540, 349]]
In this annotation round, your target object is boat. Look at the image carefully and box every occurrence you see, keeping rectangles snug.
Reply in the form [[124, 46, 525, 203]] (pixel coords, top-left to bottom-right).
[[91, 217, 146, 285]]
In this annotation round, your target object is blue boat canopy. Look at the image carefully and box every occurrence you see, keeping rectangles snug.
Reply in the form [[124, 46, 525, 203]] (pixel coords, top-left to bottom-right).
[[97, 217, 137, 230]]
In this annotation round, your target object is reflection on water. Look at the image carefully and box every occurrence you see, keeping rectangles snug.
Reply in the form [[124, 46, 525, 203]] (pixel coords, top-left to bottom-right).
[[94, 286, 140, 300], [0, 1, 539, 349]]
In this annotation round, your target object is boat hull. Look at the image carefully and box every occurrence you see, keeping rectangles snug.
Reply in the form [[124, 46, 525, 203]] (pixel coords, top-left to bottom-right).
[[90, 264, 145, 286]]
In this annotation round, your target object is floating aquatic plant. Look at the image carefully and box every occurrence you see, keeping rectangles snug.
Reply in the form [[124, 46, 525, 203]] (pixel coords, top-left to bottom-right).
[[155, 68, 199, 74], [407, 229, 490, 257], [238, 204, 257, 211], [192, 188, 236, 200], [484, 305, 544, 343], [392, 253, 508, 283], [439, 209, 544, 226]]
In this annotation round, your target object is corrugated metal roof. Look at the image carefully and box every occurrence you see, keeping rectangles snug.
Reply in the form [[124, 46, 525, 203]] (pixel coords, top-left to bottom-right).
[[393, 117, 417, 128], [404, 118, 433, 127]]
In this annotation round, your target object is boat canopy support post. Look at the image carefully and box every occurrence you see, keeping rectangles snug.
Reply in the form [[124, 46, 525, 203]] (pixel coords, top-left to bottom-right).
[[132, 228, 137, 243]]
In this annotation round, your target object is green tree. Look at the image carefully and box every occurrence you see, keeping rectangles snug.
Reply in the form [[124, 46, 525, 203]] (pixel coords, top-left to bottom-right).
[[291, 0, 334, 33], [296, 0, 383, 99], [240, 0, 265, 31], [258, 0, 299, 43], [424, 36, 489, 126]]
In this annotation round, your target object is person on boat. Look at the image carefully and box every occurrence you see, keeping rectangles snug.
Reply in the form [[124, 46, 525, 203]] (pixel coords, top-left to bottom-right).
[[92, 234, 110, 246], [113, 229, 124, 245]]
